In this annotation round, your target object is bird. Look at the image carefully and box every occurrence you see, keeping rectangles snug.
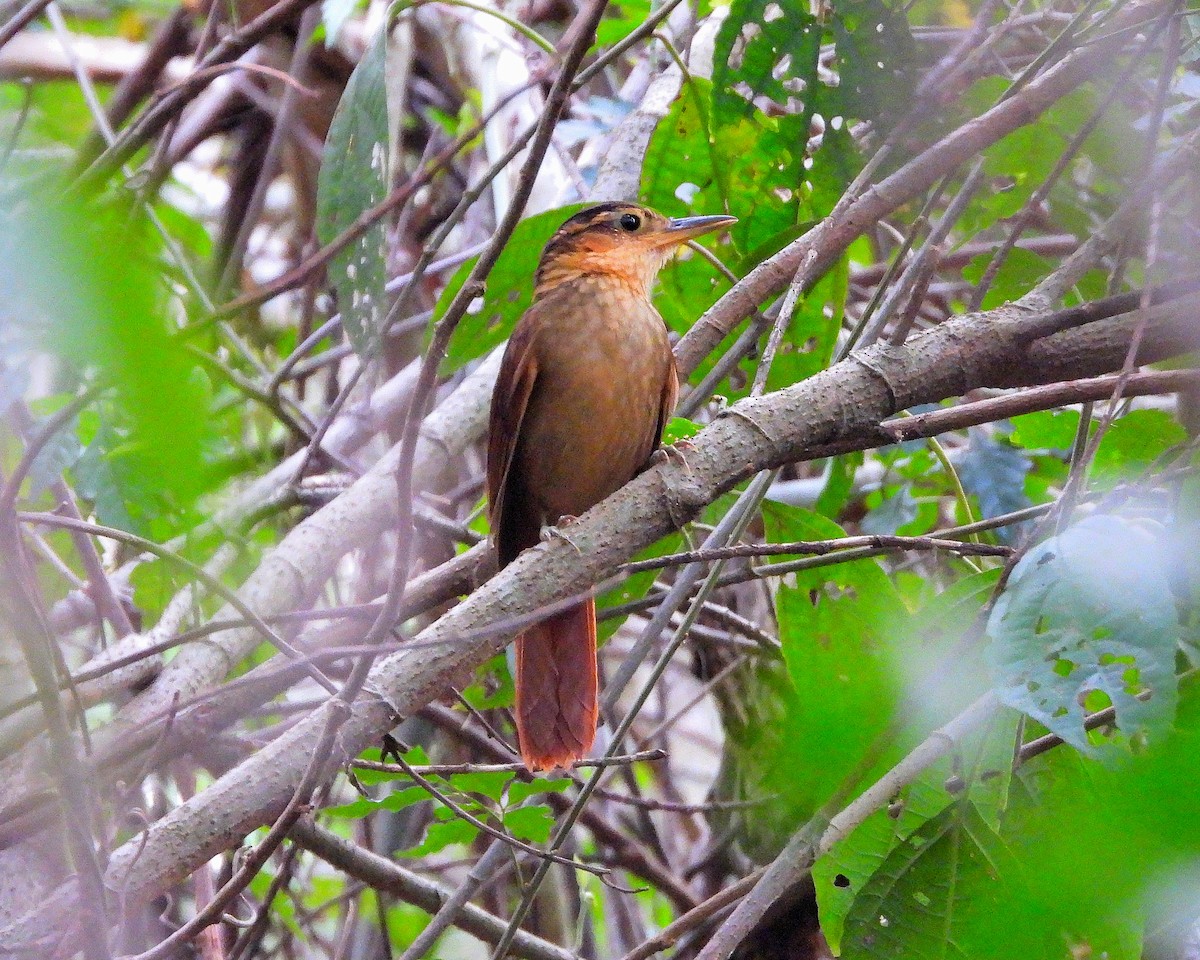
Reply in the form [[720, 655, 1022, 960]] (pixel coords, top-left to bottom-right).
[[486, 201, 736, 771]]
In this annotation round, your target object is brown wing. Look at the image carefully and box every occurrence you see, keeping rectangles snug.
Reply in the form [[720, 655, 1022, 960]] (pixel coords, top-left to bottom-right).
[[654, 351, 679, 449], [487, 315, 541, 567]]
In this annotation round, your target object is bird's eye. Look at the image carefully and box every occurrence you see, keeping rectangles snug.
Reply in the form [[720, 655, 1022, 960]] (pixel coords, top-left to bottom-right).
[[619, 213, 642, 232]]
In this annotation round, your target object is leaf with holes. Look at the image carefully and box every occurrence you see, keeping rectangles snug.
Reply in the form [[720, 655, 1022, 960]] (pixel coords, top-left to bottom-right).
[[316, 25, 391, 359], [817, 703, 1020, 954], [437, 205, 587, 372], [840, 802, 1044, 960], [987, 515, 1180, 756], [827, 0, 918, 128], [709, 0, 818, 246]]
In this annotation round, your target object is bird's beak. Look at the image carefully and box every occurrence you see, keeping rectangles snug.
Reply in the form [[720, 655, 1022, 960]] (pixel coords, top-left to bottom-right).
[[654, 214, 738, 246]]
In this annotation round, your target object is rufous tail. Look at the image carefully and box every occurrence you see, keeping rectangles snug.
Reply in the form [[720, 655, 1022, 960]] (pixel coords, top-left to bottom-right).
[[515, 598, 598, 772]]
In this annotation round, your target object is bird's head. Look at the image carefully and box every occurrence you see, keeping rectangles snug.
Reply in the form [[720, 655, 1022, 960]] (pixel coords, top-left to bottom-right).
[[533, 202, 736, 297]]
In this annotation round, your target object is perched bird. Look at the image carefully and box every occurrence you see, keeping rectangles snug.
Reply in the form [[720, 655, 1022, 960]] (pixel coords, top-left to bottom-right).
[[487, 201, 736, 771]]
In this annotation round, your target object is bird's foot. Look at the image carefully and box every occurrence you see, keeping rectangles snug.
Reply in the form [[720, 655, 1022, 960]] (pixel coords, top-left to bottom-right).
[[649, 440, 696, 476], [646, 447, 671, 469], [542, 516, 584, 554]]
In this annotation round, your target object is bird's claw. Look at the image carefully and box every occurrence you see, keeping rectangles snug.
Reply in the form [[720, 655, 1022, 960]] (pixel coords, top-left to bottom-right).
[[651, 441, 695, 475], [542, 516, 584, 554]]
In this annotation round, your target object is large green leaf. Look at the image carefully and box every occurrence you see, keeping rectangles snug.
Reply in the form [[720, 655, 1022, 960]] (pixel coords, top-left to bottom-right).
[[642, 76, 857, 401], [316, 25, 391, 358], [1092, 409, 1187, 480], [721, 506, 912, 858], [816, 710, 1018, 955], [704, 0, 911, 251], [987, 515, 1180, 756], [975, 676, 1200, 956], [827, 682, 1200, 960], [840, 802, 1036, 960]]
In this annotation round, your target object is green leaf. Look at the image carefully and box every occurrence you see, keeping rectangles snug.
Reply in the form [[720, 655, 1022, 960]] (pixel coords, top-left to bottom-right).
[[982, 677, 1200, 956], [815, 451, 864, 520], [662, 416, 702, 445], [729, 506, 910, 850], [437, 205, 588, 372], [861, 485, 919, 536], [447, 771, 511, 801], [987, 515, 1181, 756], [402, 816, 478, 857], [815, 811, 898, 955], [1093, 409, 1186, 479], [827, 0, 917, 127], [1009, 409, 1081, 451], [816, 708, 1019, 955], [962, 248, 1053, 310], [324, 786, 428, 819], [597, 529, 686, 640], [316, 25, 391, 358], [841, 802, 1039, 960], [504, 804, 555, 843], [508, 778, 571, 805], [250, 870, 302, 936], [712, 0, 820, 132], [591, 0, 651, 50], [463, 653, 514, 710]]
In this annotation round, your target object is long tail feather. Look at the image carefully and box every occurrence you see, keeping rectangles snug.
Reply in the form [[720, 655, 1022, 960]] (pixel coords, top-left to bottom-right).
[[514, 599, 598, 772]]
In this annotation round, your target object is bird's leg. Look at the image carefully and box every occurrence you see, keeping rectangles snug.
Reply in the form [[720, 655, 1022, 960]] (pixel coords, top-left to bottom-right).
[[542, 514, 585, 554], [652, 440, 700, 530]]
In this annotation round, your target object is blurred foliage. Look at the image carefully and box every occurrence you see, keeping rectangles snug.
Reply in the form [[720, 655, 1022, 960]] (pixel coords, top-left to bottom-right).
[[0, 186, 214, 537]]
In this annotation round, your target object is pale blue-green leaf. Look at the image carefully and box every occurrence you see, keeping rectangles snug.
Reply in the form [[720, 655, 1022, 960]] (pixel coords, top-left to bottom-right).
[[27, 414, 83, 496], [987, 515, 1180, 756], [957, 431, 1032, 540], [0, 357, 28, 417]]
